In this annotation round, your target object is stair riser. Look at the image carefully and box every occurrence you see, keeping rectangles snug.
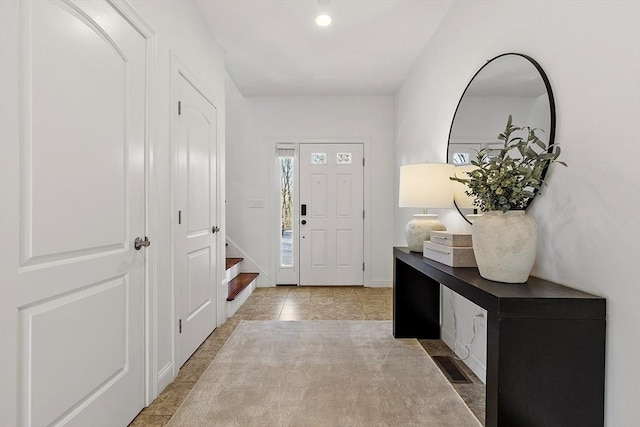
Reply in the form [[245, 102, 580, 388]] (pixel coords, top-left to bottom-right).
[[226, 277, 257, 317], [226, 264, 239, 281]]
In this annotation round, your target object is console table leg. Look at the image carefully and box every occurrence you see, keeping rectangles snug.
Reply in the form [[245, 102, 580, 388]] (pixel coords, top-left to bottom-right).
[[393, 258, 440, 339], [491, 317, 605, 427]]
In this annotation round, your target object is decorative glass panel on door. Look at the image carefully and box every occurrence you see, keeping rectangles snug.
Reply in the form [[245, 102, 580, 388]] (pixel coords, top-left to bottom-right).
[[452, 152, 470, 165], [311, 152, 327, 165], [336, 152, 352, 164]]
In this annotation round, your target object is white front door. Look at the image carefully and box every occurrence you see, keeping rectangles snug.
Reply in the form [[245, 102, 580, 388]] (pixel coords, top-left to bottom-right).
[[0, 1, 148, 425], [174, 68, 219, 368], [299, 144, 364, 286]]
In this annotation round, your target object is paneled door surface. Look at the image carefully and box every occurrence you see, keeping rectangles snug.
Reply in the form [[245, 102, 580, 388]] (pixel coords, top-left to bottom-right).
[[299, 144, 364, 286], [174, 69, 219, 368], [0, 1, 148, 426]]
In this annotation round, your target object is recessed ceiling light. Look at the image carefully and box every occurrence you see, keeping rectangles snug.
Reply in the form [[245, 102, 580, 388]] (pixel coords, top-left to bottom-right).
[[315, 14, 332, 27]]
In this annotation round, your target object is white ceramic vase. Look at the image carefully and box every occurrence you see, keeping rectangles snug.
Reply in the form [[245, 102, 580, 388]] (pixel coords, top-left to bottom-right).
[[404, 214, 446, 252], [471, 210, 537, 283]]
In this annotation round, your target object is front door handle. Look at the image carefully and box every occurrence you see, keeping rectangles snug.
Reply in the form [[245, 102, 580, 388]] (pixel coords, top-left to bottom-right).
[[134, 236, 151, 250]]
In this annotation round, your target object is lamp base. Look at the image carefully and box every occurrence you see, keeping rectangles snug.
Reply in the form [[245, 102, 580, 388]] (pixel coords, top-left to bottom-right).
[[404, 214, 446, 252]]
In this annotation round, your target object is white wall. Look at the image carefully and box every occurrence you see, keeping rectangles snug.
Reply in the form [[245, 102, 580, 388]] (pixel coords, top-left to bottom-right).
[[130, 0, 227, 397], [225, 75, 266, 281], [226, 89, 395, 287], [394, 1, 640, 425]]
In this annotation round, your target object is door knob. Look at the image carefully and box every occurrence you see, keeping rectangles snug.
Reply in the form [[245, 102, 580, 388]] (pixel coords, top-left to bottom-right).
[[212, 226, 220, 233], [301, 220, 307, 225], [134, 236, 151, 250]]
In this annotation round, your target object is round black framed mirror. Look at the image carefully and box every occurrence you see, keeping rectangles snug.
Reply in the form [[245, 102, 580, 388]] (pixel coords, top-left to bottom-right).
[[447, 53, 556, 224]]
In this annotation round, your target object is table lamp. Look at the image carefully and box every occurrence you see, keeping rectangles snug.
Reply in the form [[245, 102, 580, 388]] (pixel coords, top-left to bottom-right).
[[399, 163, 454, 252]]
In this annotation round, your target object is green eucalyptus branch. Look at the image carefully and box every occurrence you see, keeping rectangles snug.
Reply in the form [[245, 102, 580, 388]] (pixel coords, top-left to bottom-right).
[[450, 114, 567, 213]]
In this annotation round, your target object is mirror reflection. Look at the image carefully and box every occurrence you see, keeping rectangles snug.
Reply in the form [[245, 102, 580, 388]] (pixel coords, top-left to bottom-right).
[[447, 53, 555, 223]]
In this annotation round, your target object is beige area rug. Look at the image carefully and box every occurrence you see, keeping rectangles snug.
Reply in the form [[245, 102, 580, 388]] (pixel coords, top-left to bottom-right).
[[168, 321, 481, 427]]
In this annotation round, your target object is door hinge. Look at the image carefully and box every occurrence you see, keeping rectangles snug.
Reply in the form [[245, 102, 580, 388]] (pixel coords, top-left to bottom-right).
[[178, 210, 182, 224], [178, 101, 182, 116], [363, 262, 365, 271], [363, 210, 365, 219], [179, 319, 182, 334], [363, 158, 365, 167]]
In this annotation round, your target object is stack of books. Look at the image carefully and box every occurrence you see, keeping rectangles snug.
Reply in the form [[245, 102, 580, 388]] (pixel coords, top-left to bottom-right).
[[423, 231, 477, 267]]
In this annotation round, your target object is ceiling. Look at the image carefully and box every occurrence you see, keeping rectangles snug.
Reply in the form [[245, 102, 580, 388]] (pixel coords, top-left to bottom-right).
[[195, 0, 454, 96]]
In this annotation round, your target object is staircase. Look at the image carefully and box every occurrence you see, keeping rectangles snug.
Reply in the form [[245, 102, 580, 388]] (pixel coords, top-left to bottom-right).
[[226, 257, 259, 317]]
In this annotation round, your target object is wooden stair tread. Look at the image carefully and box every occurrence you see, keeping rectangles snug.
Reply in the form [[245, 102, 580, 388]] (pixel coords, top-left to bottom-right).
[[226, 257, 243, 270], [227, 273, 259, 301]]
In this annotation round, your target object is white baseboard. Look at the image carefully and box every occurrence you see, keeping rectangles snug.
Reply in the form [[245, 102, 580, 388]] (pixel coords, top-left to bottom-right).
[[441, 326, 456, 353], [156, 361, 174, 396], [368, 280, 392, 288]]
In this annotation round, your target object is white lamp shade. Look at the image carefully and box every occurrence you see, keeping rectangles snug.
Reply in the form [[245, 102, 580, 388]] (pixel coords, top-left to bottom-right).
[[453, 164, 478, 209], [399, 163, 454, 208]]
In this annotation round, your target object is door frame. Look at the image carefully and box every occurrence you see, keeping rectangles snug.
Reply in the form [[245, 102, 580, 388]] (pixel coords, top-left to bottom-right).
[[269, 138, 371, 287], [170, 55, 224, 382]]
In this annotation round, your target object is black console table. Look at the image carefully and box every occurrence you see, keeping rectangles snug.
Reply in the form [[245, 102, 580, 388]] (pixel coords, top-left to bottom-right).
[[393, 247, 605, 427]]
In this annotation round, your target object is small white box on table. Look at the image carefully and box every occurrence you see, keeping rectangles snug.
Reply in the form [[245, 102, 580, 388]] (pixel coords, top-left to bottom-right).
[[423, 231, 476, 267], [429, 231, 473, 247]]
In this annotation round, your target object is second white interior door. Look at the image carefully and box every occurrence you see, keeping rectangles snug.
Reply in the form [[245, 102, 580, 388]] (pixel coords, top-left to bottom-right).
[[299, 144, 364, 286], [175, 69, 218, 368]]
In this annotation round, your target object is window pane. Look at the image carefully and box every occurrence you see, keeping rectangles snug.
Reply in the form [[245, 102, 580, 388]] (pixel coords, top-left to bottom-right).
[[337, 152, 352, 164], [453, 152, 470, 165], [311, 152, 326, 164], [279, 155, 294, 267]]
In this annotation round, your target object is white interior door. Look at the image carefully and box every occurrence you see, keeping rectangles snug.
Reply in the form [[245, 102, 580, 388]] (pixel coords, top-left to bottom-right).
[[0, 1, 148, 425], [175, 69, 219, 368], [299, 144, 364, 286]]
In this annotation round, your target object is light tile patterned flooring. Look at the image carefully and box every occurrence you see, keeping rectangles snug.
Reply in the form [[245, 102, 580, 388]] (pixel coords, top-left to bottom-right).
[[130, 286, 484, 426]]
